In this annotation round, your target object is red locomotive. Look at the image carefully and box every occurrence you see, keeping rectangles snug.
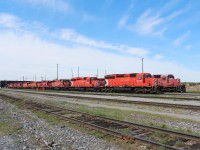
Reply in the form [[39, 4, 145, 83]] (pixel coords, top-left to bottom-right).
[[16, 82, 23, 88], [6, 72, 185, 93], [104, 73, 159, 93], [153, 74, 186, 92], [22, 82, 29, 88], [7, 83, 14, 88], [36, 81, 51, 88], [28, 82, 37, 89], [70, 77, 105, 91], [50, 79, 70, 89]]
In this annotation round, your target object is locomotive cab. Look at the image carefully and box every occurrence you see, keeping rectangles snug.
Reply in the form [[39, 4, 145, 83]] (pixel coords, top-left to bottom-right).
[[144, 73, 153, 86], [167, 74, 174, 79], [136, 73, 153, 86]]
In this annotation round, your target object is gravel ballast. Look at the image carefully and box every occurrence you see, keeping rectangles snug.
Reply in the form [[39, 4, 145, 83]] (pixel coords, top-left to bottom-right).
[[0, 98, 119, 150], [1, 90, 200, 135]]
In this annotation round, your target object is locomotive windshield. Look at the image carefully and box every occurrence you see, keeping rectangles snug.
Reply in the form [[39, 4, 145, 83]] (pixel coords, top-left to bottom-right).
[[168, 75, 174, 79], [90, 77, 97, 80], [144, 74, 152, 78], [153, 75, 161, 78]]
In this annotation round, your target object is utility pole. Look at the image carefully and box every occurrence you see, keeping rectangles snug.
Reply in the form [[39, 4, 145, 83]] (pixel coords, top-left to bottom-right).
[[142, 58, 144, 73], [78, 66, 79, 77], [35, 75, 36, 82], [71, 69, 73, 78], [45, 75, 46, 80], [105, 69, 107, 75], [41, 76, 43, 81], [96, 69, 98, 77], [57, 64, 58, 80], [23, 76, 24, 81]]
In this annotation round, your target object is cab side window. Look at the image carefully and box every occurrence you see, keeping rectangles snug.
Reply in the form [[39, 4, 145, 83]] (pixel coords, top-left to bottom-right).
[[138, 76, 142, 80]]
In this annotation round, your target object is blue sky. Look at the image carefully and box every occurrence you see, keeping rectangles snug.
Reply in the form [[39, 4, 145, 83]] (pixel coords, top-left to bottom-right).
[[0, 0, 200, 81]]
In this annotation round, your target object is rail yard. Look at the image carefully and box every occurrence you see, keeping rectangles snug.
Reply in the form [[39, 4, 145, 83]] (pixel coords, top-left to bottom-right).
[[0, 71, 199, 150], [0, 88, 200, 149]]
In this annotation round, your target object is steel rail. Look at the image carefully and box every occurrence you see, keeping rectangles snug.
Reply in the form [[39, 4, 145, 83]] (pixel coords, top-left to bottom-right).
[[30, 101, 200, 142], [2, 88, 200, 101], [3, 89, 200, 110], [30, 102, 181, 150], [1, 94, 200, 150]]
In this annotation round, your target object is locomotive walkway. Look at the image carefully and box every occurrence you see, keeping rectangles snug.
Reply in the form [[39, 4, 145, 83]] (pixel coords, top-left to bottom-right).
[[1, 93, 200, 150]]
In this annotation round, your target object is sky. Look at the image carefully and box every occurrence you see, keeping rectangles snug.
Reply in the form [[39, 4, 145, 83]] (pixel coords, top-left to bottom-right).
[[0, 0, 200, 82]]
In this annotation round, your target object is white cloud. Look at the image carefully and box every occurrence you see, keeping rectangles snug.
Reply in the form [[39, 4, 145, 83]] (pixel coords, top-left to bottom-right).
[[127, 9, 166, 37], [118, 6, 184, 37], [0, 13, 148, 57], [17, 0, 72, 12], [174, 31, 190, 46], [0, 13, 48, 34], [0, 31, 147, 80], [1, 30, 200, 81], [118, 15, 129, 28], [154, 54, 164, 60], [185, 45, 192, 50], [0, 13, 200, 81], [0, 13, 22, 29], [82, 13, 103, 22], [55, 28, 148, 56]]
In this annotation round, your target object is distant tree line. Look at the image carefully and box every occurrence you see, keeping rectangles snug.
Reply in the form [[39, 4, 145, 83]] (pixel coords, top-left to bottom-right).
[[183, 82, 200, 86]]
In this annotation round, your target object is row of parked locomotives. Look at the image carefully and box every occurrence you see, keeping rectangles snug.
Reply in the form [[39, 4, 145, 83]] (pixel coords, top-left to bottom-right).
[[7, 73, 186, 93]]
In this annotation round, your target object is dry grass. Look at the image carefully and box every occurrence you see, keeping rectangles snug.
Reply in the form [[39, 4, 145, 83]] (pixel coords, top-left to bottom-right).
[[186, 85, 200, 93]]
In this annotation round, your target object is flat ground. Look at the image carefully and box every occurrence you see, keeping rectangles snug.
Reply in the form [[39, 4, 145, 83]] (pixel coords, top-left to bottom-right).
[[0, 89, 200, 150], [0, 97, 120, 150]]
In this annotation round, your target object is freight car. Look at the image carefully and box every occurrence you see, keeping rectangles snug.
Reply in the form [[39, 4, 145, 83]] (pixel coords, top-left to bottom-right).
[[153, 74, 186, 92]]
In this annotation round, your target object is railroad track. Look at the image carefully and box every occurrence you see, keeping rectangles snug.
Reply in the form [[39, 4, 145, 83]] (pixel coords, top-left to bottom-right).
[[2, 89, 200, 110], [1, 94, 200, 150], [2, 88, 200, 101]]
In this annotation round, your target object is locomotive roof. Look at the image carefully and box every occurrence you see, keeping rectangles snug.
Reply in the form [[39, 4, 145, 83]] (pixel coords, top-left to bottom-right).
[[105, 73, 150, 77], [71, 76, 97, 79]]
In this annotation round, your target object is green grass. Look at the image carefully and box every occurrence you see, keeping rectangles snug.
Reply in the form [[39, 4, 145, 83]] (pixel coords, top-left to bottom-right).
[[1, 93, 200, 146], [158, 136, 173, 144], [2, 92, 200, 136], [44, 100, 200, 136], [34, 111, 65, 125], [60, 100, 198, 122], [0, 122, 22, 135], [32, 110, 137, 150], [175, 141, 185, 147]]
